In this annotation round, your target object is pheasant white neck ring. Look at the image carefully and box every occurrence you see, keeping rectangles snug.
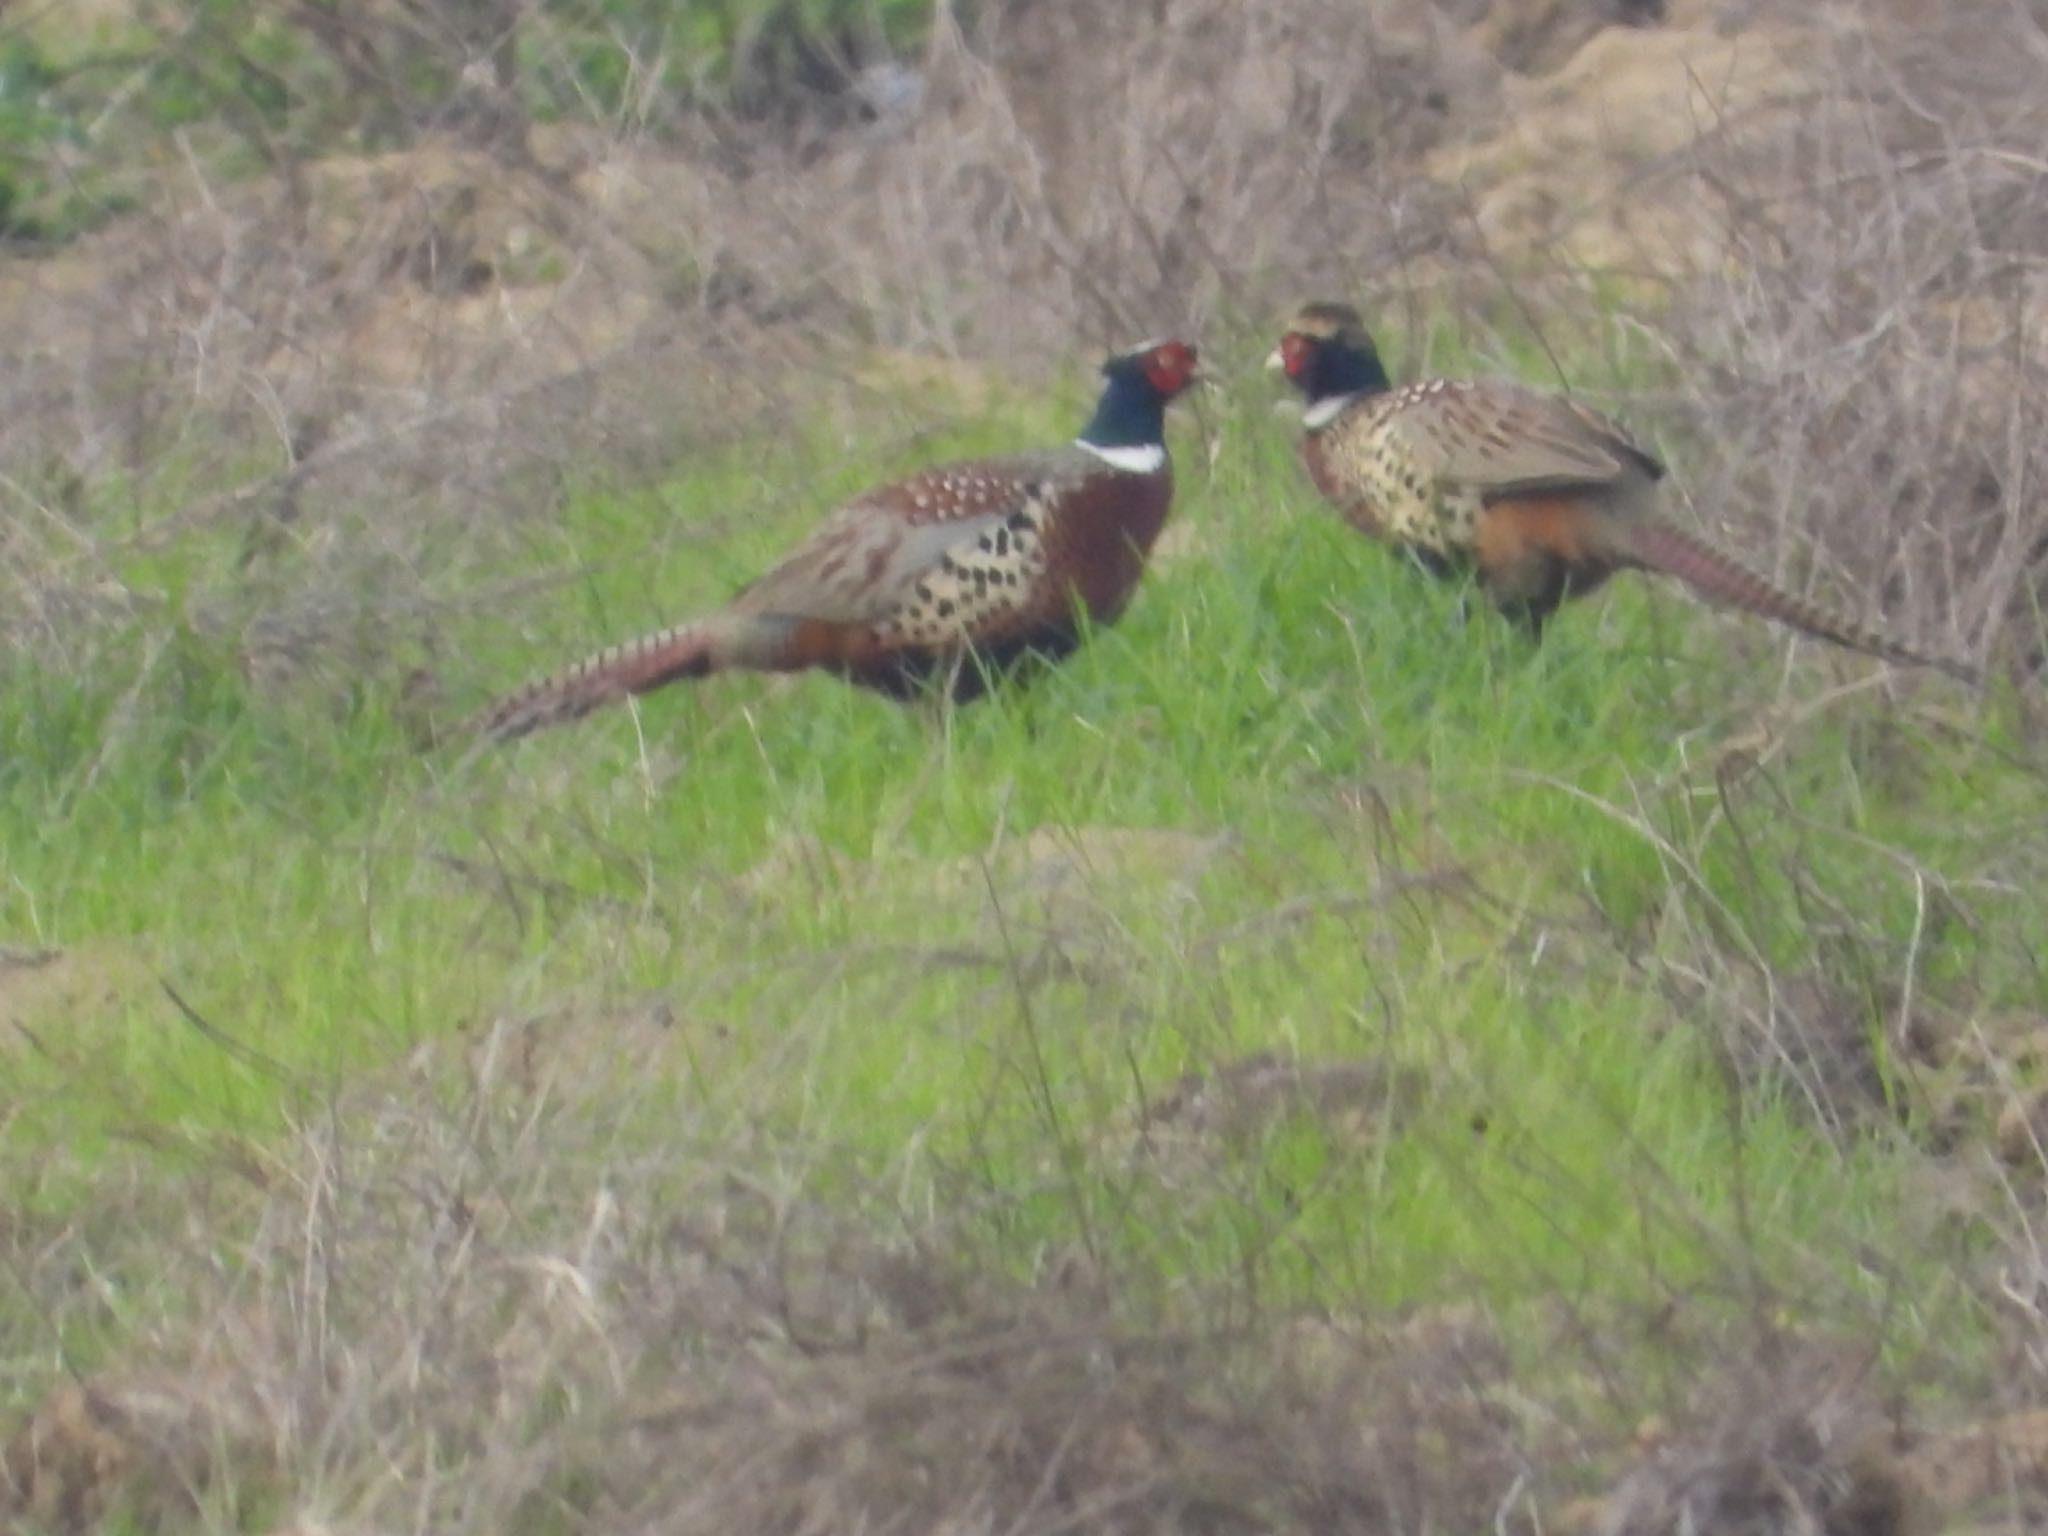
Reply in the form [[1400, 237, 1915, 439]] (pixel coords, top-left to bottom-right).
[[1303, 393, 1365, 431], [1076, 440, 1167, 473]]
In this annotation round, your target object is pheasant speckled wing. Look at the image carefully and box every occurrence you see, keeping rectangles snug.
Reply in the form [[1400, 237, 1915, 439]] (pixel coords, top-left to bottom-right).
[[1370, 379, 1663, 500], [728, 454, 1067, 640]]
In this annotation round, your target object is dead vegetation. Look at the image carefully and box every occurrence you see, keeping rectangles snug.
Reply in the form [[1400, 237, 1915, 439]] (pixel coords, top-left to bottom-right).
[[1653, 0, 2048, 678], [2, 1041, 1522, 1534], [6, 2, 2048, 1532], [2, 0, 2042, 703], [1, 1021, 2042, 1536], [4, 784, 2047, 1533]]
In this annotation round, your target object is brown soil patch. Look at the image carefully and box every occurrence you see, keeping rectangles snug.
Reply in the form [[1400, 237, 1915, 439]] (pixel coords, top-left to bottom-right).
[[0, 1370, 272, 1534], [1426, 20, 1819, 282], [0, 944, 153, 1053]]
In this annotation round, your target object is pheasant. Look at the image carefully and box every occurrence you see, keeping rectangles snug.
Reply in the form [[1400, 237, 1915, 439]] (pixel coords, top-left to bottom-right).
[[478, 338, 1200, 740], [1267, 301, 1977, 681]]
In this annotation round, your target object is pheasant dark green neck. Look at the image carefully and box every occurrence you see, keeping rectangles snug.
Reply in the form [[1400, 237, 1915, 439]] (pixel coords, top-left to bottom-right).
[[1306, 335, 1391, 403], [1078, 359, 1170, 450]]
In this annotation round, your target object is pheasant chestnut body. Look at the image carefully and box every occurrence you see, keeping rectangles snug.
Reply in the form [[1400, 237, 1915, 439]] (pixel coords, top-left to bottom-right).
[[1269, 302, 1975, 680], [479, 339, 1199, 740]]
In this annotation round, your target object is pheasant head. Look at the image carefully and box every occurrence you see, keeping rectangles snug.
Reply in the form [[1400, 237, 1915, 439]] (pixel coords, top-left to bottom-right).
[[1075, 338, 1201, 466], [1266, 303, 1391, 417]]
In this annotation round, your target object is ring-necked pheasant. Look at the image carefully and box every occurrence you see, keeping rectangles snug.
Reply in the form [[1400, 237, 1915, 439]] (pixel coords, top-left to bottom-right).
[[1267, 301, 1977, 681], [477, 338, 1200, 740]]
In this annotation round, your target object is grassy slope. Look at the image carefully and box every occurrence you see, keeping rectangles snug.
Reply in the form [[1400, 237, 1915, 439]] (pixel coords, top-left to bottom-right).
[[3, 353, 2040, 1421]]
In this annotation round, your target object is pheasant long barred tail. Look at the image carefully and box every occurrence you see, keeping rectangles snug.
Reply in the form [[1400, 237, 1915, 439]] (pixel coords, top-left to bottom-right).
[[476, 614, 794, 741], [1605, 520, 1983, 684]]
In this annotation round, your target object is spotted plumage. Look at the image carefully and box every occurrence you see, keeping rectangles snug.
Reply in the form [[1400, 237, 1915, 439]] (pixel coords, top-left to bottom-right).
[[477, 339, 1199, 740], [1270, 301, 1978, 681]]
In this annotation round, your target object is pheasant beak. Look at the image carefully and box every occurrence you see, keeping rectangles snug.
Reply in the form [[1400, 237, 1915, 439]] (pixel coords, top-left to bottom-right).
[[1263, 343, 1287, 373]]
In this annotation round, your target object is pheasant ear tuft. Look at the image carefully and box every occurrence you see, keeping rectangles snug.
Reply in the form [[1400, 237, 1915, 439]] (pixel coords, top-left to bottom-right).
[[1288, 301, 1367, 338]]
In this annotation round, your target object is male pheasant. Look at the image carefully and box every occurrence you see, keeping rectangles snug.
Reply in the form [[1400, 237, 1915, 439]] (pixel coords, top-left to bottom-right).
[[1267, 301, 1976, 681], [477, 338, 1200, 740]]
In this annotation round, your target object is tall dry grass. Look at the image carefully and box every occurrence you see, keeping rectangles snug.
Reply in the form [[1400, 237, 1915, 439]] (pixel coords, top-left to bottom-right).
[[1657, 0, 2048, 674], [6, 4, 2048, 1532], [4, 0, 2041, 688]]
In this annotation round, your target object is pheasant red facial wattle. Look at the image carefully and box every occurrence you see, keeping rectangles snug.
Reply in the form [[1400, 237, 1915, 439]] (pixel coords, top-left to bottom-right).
[[1268, 301, 1978, 682], [1138, 340, 1199, 398], [476, 338, 1200, 741]]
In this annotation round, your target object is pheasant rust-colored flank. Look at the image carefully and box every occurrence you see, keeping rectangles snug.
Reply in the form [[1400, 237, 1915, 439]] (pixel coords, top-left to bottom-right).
[[1303, 377, 1661, 564], [476, 339, 1198, 740], [1272, 301, 1979, 681]]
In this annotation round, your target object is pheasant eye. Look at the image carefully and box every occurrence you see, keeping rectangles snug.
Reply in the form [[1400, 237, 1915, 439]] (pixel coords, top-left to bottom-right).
[[1281, 333, 1313, 377]]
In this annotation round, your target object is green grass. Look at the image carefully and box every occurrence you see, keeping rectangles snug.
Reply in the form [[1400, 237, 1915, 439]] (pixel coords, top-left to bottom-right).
[[3, 367, 2040, 1409]]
